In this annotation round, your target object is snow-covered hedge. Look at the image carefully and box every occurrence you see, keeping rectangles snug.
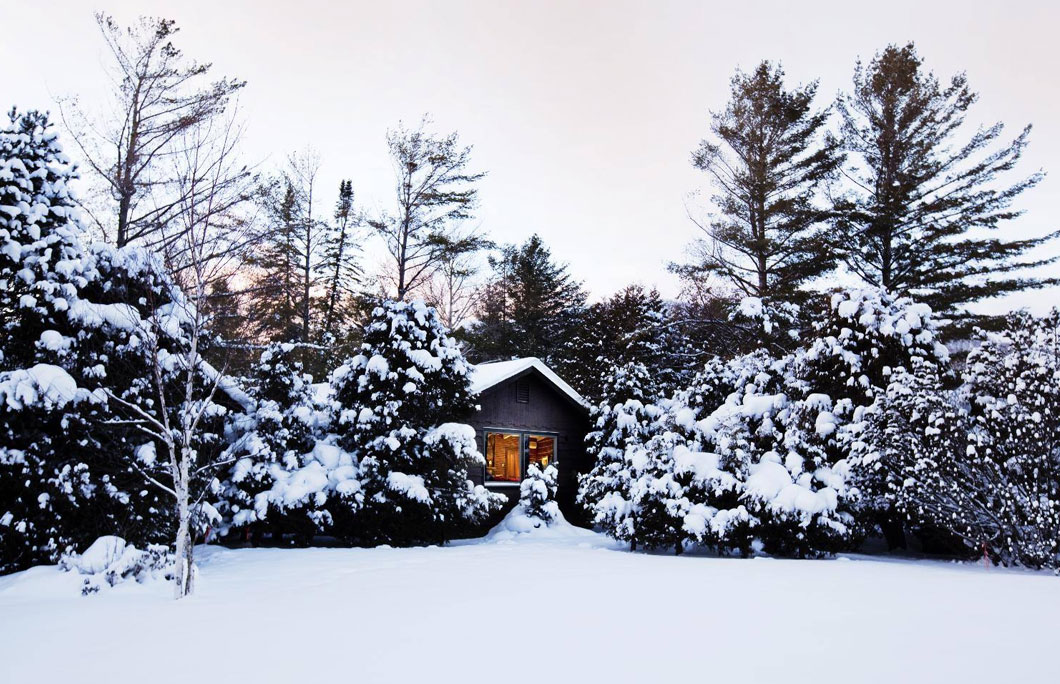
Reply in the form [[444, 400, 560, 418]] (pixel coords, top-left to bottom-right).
[[0, 110, 187, 574]]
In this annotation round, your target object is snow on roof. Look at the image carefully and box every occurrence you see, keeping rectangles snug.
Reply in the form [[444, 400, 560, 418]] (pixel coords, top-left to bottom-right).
[[469, 357, 587, 408]]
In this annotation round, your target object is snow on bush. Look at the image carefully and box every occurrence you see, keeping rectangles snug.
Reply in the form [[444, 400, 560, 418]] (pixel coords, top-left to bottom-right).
[[217, 343, 340, 543], [579, 362, 665, 537], [0, 110, 181, 574], [853, 310, 1060, 568], [0, 364, 96, 410], [59, 536, 174, 595]]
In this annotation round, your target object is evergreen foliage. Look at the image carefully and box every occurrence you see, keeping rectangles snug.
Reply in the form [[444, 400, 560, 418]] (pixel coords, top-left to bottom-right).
[[856, 311, 1060, 568], [518, 463, 560, 526], [555, 285, 670, 401], [0, 111, 178, 573], [319, 179, 363, 343], [466, 234, 587, 365], [579, 362, 664, 539], [219, 343, 320, 543]]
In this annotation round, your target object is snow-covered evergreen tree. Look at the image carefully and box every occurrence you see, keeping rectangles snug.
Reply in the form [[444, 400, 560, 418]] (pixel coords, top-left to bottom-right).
[[680, 350, 857, 558], [861, 312, 1060, 568], [799, 288, 952, 547], [0, 110, 175, 573], [219, 343, 321, 543], [582, 293, 924, 558], [799, 289, 950, 413], [851, 359, 969, 552], [331, 300, 502, 545], [579, 362, 663, 539], [959, 311, 1060, 567]]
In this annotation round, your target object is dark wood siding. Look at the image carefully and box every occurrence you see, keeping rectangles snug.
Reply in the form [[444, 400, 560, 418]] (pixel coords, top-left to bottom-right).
[[465, 369, 590, 525]]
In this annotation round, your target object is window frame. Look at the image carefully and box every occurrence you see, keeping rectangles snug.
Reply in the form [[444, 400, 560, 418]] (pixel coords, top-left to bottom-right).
[[481, 427, 559, 486]]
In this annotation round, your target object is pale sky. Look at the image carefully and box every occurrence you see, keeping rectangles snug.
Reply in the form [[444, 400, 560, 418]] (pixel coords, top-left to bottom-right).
[[3, 0, 1059, 311]]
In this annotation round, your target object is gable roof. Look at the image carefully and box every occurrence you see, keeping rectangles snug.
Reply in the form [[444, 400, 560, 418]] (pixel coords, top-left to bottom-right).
[[469, 357, 587, 409]]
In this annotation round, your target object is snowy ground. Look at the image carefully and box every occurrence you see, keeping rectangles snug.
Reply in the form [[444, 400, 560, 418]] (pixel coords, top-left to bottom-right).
[[1, 524, 1057, 684]]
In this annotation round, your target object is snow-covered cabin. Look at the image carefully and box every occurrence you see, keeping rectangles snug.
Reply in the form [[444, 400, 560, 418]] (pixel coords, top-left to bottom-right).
[[467, 358, 590, 518]]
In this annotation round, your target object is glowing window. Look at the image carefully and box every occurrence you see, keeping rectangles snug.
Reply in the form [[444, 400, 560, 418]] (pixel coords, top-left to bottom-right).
[[486, 432, 521, 482], [527, 435, 555, 469]]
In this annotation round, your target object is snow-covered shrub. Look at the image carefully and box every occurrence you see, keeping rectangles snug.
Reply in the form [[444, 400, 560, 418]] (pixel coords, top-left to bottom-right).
[[850, 360, 971, 552], [960, 311, 1060, 568], [679, 350, 857, 558], [798, 289, 952, 546], [519, 463, 560, 526], [59, 536, 174, 595], [582, 292, 949, 557], [331, 300, 503, 545]]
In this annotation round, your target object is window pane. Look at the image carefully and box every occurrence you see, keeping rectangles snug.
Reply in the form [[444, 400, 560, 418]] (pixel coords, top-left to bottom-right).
[[527, 435, 555, 470], [486, 432, 521, 482]]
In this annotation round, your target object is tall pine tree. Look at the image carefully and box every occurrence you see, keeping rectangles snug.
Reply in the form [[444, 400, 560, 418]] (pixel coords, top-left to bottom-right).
[[835, 43, 1053, 322], [319, 179, 363, 343], [681, 61, 842, 300]]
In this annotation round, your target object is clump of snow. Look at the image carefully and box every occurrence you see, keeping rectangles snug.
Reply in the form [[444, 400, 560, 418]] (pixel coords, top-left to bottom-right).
[[0, 364, 94, 409], [485, 504, 592, 543]]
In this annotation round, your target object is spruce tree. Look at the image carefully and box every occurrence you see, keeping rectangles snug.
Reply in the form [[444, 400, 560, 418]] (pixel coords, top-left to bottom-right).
[[559, 285, 670, 401], [319, 180, 363, 343], [220, 343, 319, 544], [246, 179, 302, 342], [835, 43, 1053, 322], [579, 362, 664, 544], [681, 61, 842, 300]]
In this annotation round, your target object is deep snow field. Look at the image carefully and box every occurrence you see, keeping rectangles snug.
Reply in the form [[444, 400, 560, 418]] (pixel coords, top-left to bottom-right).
[[1, 523, 1057, 684]]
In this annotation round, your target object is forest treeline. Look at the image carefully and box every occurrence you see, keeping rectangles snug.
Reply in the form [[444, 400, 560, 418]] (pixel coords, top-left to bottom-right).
[[46, 16, 1059, 396], [2, 13, 1059, 594]]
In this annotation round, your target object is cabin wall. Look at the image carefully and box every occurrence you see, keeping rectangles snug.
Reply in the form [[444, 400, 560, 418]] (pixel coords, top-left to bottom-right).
[[465, 371, 590, 525]]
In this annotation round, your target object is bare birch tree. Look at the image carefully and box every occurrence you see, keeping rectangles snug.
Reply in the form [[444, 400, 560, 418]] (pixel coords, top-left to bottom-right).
[[104, 116, 253, 599]]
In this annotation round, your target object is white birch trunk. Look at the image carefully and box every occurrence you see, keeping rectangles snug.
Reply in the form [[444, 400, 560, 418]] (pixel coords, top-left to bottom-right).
[[172, 452, 194, 599]]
